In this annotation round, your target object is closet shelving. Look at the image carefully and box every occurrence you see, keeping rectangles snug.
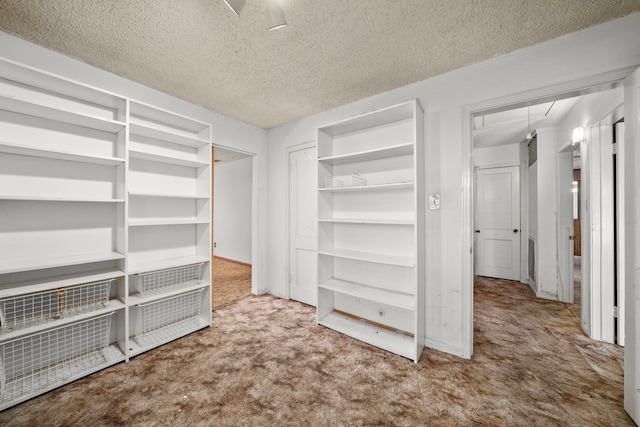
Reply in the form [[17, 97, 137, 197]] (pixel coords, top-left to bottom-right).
[[0, 58, 212, 410], [0, 58, 128, 409], [127, 101, 212, 356], [316, 99, 425, 362]]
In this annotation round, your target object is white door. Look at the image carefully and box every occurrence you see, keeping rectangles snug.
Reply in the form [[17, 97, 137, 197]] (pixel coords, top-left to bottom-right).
[[476, 166, 521, 281], [624, 66, 640, 425], [289, 145, 317, 306]]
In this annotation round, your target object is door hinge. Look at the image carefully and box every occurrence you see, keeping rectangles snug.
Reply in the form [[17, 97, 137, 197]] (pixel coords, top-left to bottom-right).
[[287, 273, 292, 283], [612, 142, 617, 155], [288, 164, 292, 173], [569, 235, 574, 241], [614, 306, 619, 318]]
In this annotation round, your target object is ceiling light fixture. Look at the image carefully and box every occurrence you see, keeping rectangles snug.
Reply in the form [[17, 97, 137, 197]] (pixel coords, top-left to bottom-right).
[[223, 0, 246, 16], [266, 1, 287, 31], [571, 127, 585, 145], [224, 0, 287, 31]]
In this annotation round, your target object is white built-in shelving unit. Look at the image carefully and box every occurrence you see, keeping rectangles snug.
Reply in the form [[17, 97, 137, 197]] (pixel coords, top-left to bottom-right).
[[0, 58, 211, 410], [316, 100, 425, 362]]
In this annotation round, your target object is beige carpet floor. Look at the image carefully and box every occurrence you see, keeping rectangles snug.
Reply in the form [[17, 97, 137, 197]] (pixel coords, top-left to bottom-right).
[[212, 257, 252, 310], [0, 276, 630, 426]]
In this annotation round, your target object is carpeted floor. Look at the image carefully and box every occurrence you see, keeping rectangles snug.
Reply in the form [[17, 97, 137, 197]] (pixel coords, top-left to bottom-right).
[[212, 257, 252, 310], [0, 276, 630, 426]]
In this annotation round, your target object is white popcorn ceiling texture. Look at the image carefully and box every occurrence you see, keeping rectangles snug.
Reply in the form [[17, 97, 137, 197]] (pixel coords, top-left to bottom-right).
[[0, 0, 638, 129]]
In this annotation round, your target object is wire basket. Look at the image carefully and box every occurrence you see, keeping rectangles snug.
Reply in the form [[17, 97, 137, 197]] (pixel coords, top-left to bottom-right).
[[131, 263, 203, 296], [132, 289, 203, 349], [0, 312, 113, 403], [0, 279, 113, 334]]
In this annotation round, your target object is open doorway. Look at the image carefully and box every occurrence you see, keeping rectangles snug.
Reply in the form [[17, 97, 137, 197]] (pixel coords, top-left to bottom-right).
[[472, 86, 624, 342], [212, 145, 254, 310]]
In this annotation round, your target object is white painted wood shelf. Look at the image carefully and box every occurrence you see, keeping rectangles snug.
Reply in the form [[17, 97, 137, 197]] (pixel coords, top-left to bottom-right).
[[0, 140, 125, 165], [316, 99, 425, 363], [319, 218, 414, 225], [0, 58, 212, 410], [318, 142, 414, 165], [129, 122, 208, 148], [129, 149, 207, 168], [319, 278, 414, 310], [0, 93, 125, 133], [318, 248, 415, 268], [318, 311, 415, 360], [318, 182, 413, 192], [0, 252, 125, 275]]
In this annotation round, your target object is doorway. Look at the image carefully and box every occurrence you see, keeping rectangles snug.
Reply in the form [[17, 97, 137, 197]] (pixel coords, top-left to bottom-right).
[[471, 86, 624, 340], [212, 145, 255, 310]]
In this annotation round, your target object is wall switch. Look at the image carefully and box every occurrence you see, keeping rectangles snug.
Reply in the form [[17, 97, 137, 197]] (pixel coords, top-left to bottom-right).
[[428, 194, 440, 210]]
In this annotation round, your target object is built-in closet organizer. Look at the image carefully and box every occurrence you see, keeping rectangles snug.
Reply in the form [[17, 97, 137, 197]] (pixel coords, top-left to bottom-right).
[[0, 58, 212, 410], [316, 100, 425, 362]]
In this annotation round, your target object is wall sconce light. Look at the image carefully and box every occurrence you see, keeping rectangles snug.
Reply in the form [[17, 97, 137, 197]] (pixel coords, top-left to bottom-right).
[[571, 127, 585, 145]]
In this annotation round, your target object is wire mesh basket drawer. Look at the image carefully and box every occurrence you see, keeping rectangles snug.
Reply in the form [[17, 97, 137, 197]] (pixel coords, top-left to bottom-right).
[[132, 289, 203, 349], [0, 279, 113, 334], [131, 263, 204, 296], [0, 312, 113, 404]]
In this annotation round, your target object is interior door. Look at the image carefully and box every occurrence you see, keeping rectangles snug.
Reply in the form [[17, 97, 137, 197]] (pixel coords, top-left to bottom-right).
[[289, 145, 317, 306], [476, 166, 521, 281], [624, 66, 640, 425]]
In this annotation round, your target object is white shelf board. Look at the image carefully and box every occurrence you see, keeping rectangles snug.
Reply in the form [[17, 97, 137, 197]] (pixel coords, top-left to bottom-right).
[[0, 300, 125, 341], [318, 248, 415, 267], [128, 218, 209, 227], [0, 252, 125, 275], [0, 195, 125, 203], [319, 278, 414, 310], [318, 101, 416, 137], [0, 94, 125, 133], [318, 143, 414, 165], [318, 311, 415, 360], [0, 140, 125, 166], [128, 316, 209, 357], [127, 255, 210, 275], [129, 121, 209, 148], [128, 283, 208, 306], [319, 182, 413, 193], [0, 268, 123, 298], [318, 218, 414, 225], [129, 149, 207, 168], [128, 191, 207, 200]]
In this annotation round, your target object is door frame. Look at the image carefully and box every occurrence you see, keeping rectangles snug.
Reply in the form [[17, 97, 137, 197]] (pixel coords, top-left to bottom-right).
[[461, 66, 638, 359], [285, 140, 317, 300], [211, 143, 260, 296]]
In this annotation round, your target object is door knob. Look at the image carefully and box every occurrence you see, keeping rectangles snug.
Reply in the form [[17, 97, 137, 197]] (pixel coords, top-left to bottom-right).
[[513, 229, 519, 233], [475, 230, 480, 233]]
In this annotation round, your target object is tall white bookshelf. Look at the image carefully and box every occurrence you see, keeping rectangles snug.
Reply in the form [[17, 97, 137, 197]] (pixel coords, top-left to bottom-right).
[[0, 58, 211, 410], [316, 100, 425, 362]]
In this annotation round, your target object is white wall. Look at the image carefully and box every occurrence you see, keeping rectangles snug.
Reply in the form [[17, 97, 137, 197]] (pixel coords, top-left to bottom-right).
[[214, 158, 252, 264], [265, 13, 640, 358], [473, 142, 525, 167], [534, 128, 559, 299], [0, 31, 269, 294]]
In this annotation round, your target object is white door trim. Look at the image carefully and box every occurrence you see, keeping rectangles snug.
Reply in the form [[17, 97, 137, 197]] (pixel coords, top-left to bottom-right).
[[212, 143, 260, 296], [461, 66, 638, 359], [284, 140, 317, 300]]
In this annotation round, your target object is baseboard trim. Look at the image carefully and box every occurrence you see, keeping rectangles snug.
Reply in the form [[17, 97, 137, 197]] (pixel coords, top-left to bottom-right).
[[213, 255, 252, 268]]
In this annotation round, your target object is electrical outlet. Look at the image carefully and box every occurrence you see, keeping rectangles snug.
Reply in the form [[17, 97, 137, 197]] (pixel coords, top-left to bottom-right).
[[214, 242, 217, 248]]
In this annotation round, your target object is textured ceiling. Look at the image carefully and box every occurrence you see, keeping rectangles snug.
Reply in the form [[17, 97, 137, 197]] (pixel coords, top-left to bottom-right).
[[0, 1, 639, 129]]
